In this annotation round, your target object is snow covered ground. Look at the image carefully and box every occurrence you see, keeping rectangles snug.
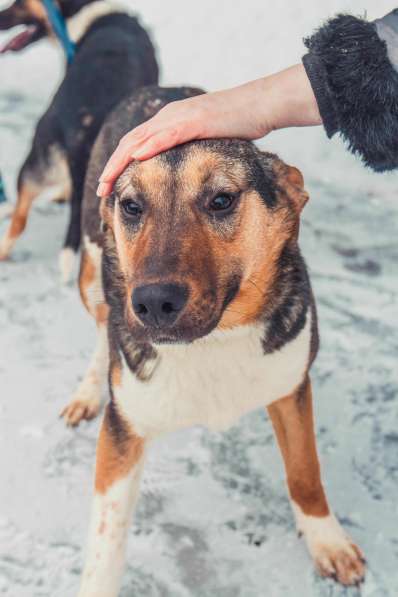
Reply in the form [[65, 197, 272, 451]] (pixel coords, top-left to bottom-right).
[[1, 1, 398, 595]]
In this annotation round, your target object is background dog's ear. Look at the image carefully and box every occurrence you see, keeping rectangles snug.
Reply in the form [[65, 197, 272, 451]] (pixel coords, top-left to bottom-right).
[[273, 159, 309, 214]]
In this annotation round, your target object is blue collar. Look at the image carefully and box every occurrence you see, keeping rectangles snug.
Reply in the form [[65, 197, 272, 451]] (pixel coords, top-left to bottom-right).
[[41, 0, 76, 64]]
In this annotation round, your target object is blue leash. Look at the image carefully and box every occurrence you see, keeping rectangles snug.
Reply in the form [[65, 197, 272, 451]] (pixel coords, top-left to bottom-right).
[[0, 173, 7, 204], [41, 0, 76, 64]]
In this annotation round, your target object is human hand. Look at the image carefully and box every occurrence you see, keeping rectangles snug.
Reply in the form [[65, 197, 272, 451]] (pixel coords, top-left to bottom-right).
[[97, 64, 321, 197]]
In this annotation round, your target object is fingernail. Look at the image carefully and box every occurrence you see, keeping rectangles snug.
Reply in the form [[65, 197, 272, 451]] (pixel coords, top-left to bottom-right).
[[96, 182, 108, 197]]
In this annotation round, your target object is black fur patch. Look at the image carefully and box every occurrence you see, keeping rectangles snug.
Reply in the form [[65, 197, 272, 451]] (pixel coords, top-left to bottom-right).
[[60, 0, 98, 19], [295, 375, 309, 410], [222, 274, 242, 312], [160, 146, 188, 169], [304, 14, 398, 171], [249, 157, 277, 208], [105, 400, 131, 451], [262, 244, 314, 355]]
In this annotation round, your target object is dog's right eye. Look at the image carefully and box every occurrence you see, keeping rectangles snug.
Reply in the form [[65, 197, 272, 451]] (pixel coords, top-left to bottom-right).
[[207, 193, 237, 214], [121, 199, 143, 220]]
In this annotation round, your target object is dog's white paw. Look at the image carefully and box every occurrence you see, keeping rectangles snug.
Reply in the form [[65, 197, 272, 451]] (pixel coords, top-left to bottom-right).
[[61, 396, 100, 427], [293, 506, 366, 586], [59, 247, 76, 284], [61, 377, 101, 426]]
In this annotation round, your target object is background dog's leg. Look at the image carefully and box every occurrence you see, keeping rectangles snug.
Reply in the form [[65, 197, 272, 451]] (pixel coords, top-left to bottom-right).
[[0, 173, 13, 220], [78, 404, 145, 597], [59, 165, 84, 284], [267, 376, 365, 586], [61, 247, 108, 426], [0, 180, 39, 260]]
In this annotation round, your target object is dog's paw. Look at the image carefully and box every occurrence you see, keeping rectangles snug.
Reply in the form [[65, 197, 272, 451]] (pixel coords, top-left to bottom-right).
[[60, 396, 100, 426], [294, 507, 366, 586], [59, 247, 76, 285], [310, 536, 365, 586]]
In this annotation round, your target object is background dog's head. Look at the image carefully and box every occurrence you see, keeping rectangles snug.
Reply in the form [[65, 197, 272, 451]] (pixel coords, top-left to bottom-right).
[[0, 0, 97, 52], [101, 139, 308, 345]]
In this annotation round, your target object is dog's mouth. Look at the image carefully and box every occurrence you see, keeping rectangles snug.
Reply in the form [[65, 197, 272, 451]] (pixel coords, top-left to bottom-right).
[[152, 335, 187, 346], [136, 314, 223, 346], [0, 23, 44, 53], [142, 327, 201, 346]]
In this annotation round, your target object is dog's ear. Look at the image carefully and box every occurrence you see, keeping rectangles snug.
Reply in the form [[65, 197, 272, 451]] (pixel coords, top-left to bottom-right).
[[272, 158, 309, 214]]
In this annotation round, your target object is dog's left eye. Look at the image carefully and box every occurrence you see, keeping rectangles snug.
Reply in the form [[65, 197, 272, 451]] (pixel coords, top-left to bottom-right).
[[121, 199, 143, 219], [208, 194, 236, 213]]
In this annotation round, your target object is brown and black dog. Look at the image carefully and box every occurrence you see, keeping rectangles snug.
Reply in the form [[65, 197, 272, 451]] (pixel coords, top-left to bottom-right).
[[0, 0, 158, 281], [67, 86, 366, 596]]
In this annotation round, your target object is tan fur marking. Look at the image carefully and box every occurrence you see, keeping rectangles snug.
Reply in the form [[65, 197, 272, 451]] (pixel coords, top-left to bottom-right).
[[25, 0, 52, 34], [8, 183, 38, 239], [267, 376, 329, 517], [95, 302, 109, 324], [26, 0, 47, 17], [178, 151, 242, 195], [219, 196, 292, 329], [79, 250, 96, 314], [0, 183, 41, 259], [95, 408, 144, 494], [135, 159, 171, 195], [111, 363, 122, 388]]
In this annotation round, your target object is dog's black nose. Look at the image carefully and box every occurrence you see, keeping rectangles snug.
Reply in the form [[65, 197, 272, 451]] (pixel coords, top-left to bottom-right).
[[132, 283, 188, 327]]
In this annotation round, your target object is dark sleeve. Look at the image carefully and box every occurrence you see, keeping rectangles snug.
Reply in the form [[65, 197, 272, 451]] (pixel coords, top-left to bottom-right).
[[302, 10, 398, 172]]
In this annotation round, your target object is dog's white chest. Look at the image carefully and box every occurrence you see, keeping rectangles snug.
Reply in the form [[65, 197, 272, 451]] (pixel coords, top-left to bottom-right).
[[115, 314, 311, 437]]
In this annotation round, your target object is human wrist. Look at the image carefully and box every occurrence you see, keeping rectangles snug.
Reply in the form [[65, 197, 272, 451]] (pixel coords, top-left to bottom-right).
[[258, 64, 322, 133]]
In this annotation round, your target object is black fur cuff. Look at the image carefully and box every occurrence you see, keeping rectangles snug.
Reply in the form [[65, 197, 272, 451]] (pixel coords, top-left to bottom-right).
[[302, 14, 398, 172]]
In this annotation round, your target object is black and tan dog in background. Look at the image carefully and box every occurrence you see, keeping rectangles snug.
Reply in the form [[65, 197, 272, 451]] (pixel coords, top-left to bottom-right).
[[66, 86, 366, 596], [0, 0, 158, 281]]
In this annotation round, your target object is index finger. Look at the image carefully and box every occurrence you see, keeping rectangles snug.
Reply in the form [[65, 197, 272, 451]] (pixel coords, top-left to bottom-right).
[[99, 122, 150, 183], [98, 144, 134, 188]]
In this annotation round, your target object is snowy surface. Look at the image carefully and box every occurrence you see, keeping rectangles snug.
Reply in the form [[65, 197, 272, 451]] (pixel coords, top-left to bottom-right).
[[1, 1, 398, 596]]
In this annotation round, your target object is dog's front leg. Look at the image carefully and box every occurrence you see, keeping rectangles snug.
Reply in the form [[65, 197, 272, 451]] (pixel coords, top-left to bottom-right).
[[267, 376, 366, 586], [78, 403, 145, 597]]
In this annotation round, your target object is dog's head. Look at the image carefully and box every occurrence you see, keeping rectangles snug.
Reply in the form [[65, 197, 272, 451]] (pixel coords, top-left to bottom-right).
[[0, 0, 97, 52], [102, 140, 308, 345]]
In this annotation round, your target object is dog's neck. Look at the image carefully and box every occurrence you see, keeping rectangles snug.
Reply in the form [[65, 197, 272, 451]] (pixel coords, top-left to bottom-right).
[[67, 1, 125, 43]]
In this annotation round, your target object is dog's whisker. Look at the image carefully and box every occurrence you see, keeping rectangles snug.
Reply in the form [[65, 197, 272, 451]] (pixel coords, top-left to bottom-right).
[[248, 277, 264, 296], [224, 307, 249, 317]]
